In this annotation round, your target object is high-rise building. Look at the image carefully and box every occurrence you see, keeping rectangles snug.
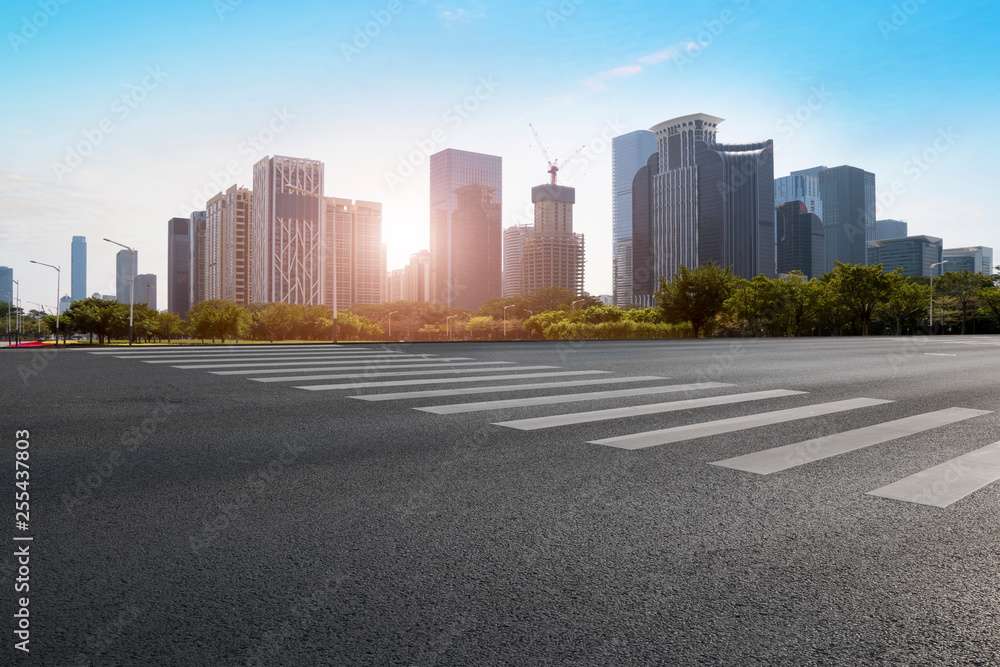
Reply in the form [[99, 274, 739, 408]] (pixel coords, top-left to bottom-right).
[[776, 201, 825, 279], [522, 184, 585, 295], [817, 165, 876, 271], [502, 225, 533, 298], [649, 114, 775, 283], [324, 198, 384, 310], [189, 210, 207, 307], [205, 185, 253, 304], [867, 235, 943, 278], [612, 130, 658, 306], [224, 186, 253, 305], [774, 170, 824, 219], [0, 266, 13, 307], [630, 153, 659, 305], [205, 191, 226, 300], [135, 274, 157, 310], [387, 269, 406, 303], [943, 246, 993, 275], [167, 217, 192, 315], [251, 156, 325, 305], [115, 249, 138, 304], [429, 149, 502, 309], [71, 236, 87, 302], [875, 219, 908, 240], [59, 295, 72, 315], [404, 250, 431, 302]]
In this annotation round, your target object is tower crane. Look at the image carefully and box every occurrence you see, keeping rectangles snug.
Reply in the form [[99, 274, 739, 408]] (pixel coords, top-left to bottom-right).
[[529, 124, 586, 186]]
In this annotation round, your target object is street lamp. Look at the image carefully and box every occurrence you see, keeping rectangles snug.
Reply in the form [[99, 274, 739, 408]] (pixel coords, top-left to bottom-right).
[[29, 260, 60, 346], [446, 314, 458, 341], [10, 279, 20, 346], [103, 238, 136, 345], [3, 290, 10, 345], [572, 299, 586, 309], [929, 260, 948, 333], [503, 304, 515, 339], [27, 301, 49, 337], [387, 311, 398, 339]]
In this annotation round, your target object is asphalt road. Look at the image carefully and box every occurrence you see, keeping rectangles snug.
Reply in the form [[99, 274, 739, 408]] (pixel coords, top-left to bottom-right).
[[3, 336, 1000, 666]]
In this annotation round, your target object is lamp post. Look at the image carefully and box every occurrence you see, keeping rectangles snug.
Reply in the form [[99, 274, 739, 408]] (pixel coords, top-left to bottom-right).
[[3, 290, 9, 345], [387, 311, 398, 340], [446, 314, 458, 341], [104, 238, 135, 345], [929, 260, 948, 333], [29, 260, 60, 346], [503, 304, 515, 339], [572, 299, 585, 309], [10, 279, 20, 346]]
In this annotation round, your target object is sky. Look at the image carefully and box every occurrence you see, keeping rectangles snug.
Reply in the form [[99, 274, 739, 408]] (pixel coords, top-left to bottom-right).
[[2, 0, 999, 312]]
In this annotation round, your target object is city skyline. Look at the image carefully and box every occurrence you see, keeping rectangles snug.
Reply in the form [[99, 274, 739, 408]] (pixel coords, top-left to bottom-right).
[[2, 0, 998, 310]]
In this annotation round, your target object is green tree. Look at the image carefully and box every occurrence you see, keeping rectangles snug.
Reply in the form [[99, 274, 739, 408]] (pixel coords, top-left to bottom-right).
[[255, 303, 296, 343], [154, 311, 183, 342], [655, 262, 736, 338], [935, 270, 991, 334], [828, 262, 899, 336], [875, 275, 929, 335]]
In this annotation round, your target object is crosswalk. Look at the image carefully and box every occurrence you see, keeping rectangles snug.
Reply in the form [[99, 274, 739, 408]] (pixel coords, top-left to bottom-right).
[[92, 344, 1000, 510]]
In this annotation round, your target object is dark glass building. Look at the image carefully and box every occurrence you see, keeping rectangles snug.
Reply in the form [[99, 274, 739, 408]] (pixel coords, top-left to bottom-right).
[[630, 153, 658, 303], [817, 165, 875, 270], [696, 139, 776, 279], [429, 149, 502, 309], [167, 217, 191, 315], [776, 201, 825, 279]]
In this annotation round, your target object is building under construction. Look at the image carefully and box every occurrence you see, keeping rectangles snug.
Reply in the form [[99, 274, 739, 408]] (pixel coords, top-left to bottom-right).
[[521, 184, 585, 295]]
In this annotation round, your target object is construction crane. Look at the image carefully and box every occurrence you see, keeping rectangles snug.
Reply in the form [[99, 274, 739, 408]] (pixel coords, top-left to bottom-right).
[[529, 123, 586, 186]]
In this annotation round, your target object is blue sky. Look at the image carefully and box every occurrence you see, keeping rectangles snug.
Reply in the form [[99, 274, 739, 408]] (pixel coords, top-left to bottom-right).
[[2, 0, 998, 310]]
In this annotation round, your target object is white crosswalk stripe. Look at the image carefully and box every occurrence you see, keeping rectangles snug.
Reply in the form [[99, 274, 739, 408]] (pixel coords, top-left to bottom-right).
[[89, 345, 357, 355], [349, 376, 669, 401], [295, 370, 611, 391], [589, 398, 892, 450], [710, 407, 991, 474], [262, 365, 560, 383], [171, 359, 512, 370], [142, 353, 418, 364], [416, 382, 735, 415], [867, 441, 1000, 507], [496, 389, 808, 431], [211, 358, 475, 375]]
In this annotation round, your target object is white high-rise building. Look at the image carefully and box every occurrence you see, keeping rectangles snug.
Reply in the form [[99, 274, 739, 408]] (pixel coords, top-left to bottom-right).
[[502, 225, 532, 297], [251, 156, 324, 305], [775, 171, 823, 220], [943, 246, 993, 275], [115, 249, 138, 304]]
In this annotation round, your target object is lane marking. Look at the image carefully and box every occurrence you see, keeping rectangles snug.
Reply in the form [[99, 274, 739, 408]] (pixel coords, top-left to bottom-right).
[[89, 345, 356, 354], [211, 359, 470, 375], [296, 370, 609, 391], [258, 365, 558, 383], [350, 376, 669, 401], [923, 353, 957, 357], [417, 382, 735, 415], [867, 440, 1000, 508], [711, 407, 991, 474], [174, 360, 512, 370], [495, 389, 807, 431], [589, 398, 893, 451], [142, 353, 415, 363]]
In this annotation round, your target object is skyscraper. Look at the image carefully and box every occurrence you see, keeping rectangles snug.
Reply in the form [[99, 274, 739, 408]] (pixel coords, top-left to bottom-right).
[[612, 130, 658, 306], [817, 165, 876, 271], [251, 156, 325, 305], [430, 148, 502, 309], [502, 225, 533, 298], [776, 201, 825, 279], [875, 219, 907, 240], [650, 114, 775, 282], [630, 153, 659, 305], [135, 274, 157, 310], [205, 191, 226, 300], [522, 184, 585, 295], [71, 236, 87, 302], [115, 249, 138, 305], [0, 266, 12, 307], [223, 185, 253, 305], [324, 197, 384, 309], [167, 217, 192, 315], [774, 170, 824, 220], [189, 210, 207, 307]]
